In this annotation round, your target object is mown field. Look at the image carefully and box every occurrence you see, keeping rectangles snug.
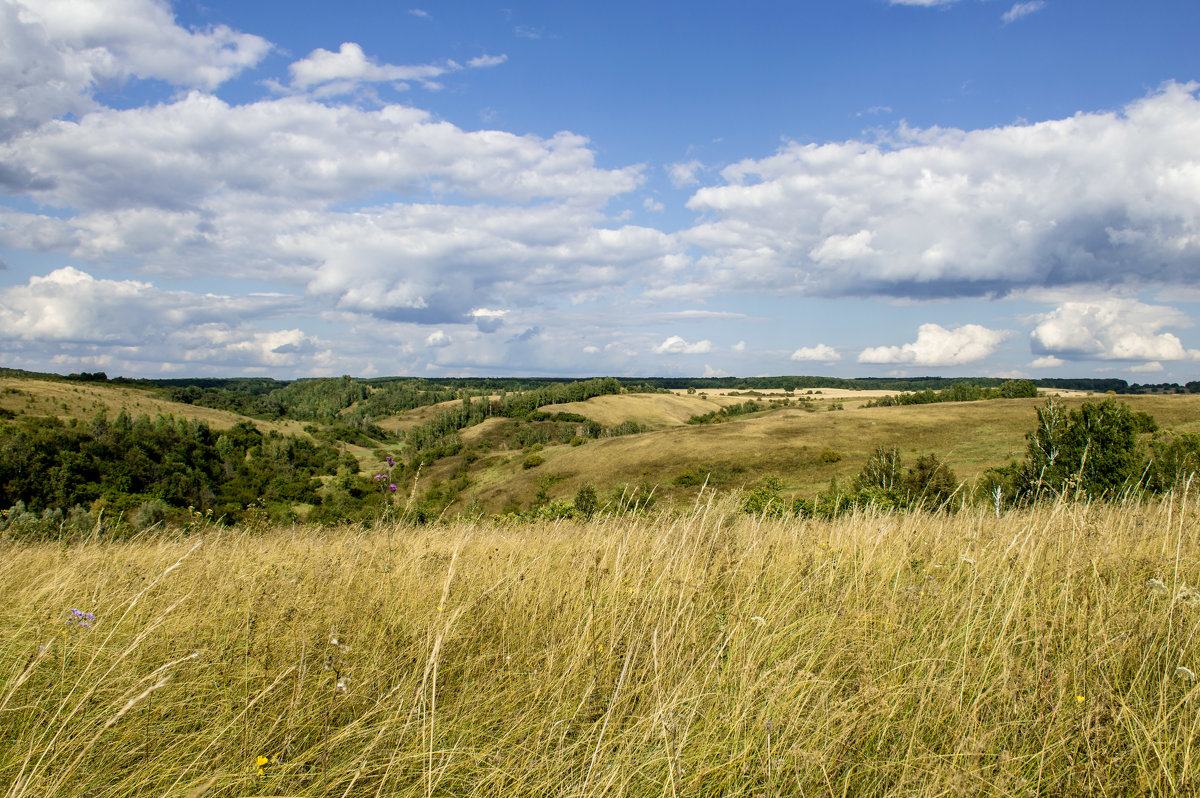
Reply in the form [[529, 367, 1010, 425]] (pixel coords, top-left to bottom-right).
[[3, 494, 1200, 796]]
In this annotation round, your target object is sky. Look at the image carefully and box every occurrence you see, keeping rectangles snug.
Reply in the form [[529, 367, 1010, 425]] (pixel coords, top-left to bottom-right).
[[1, 0, 1200, 381]]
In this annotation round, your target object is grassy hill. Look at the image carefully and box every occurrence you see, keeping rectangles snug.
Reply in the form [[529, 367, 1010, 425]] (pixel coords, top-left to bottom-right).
[[395, 391, 1200, 516], [0, 376, 309, 437]]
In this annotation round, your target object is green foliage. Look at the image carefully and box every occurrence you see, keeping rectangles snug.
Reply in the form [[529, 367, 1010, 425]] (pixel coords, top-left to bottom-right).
[[819, 447, 842, 463], [902, 453, 959, 510], [1145, 432, 1200, 492], [855, 446, 903, 493], [573, 483, 598, 517], [0, 413, 342, 530], [866, 379, 1038, 408], [1018, 398, 1147, 499], [522, 454, 545, 470], [686, 400, 768, 424]]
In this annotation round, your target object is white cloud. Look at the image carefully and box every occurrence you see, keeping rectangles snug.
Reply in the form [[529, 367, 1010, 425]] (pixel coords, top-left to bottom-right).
[[654, 335, 713, 354], [859, 323, 1009, 365], [3, 92, 642, 211], [702, 364, 731, 378], [1130, 361, 1164, 373], [732, 340, 746, 352], [409, 9, 431, 19], [1002, 1, 1046, 24], [288, 42, 504, 94], [468, 53, 507, 68], [684, 83, 1200, 301], [0, 0, 270, 138], [0, 266, 327, 371], [791, 344, 840, 362], [1030, 355, 1064, 368], [425, 330, 451, 347], [667, 160, 704, 188], [643, 197, 664, 212], [1030, 298, 1200, 361]]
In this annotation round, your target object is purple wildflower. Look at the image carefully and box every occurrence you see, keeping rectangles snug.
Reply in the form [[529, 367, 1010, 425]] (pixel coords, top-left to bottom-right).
[[389, 484, 398, 492], [68, 608, 95, 628], [374, 474, 386, 481], [386, 455, 395, 467]]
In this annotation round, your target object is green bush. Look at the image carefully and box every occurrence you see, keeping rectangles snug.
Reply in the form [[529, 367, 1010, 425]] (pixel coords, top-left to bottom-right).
[[522, 454, 545, 470]]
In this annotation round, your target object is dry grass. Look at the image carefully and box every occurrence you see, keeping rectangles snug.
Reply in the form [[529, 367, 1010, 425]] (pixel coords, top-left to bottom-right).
[[3, 492, 1200, 796], [460, 394, 1200, 512]]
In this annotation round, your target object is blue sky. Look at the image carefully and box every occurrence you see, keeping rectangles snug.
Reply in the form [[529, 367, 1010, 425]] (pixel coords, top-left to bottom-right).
[[2, 0, 1199, 381]]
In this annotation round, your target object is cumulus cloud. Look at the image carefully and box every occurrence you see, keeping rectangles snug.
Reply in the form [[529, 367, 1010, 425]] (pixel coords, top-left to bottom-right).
[[859, 323, 1009, 365], [1030, 355, 1065, 368], [0, 266, 327, 371], [654, 335, 713, 354], [684, 83, 1200, 301], [1002, 1, 1046, 24], [1130, 361, 1164, 373], [3, 92, 641, 211], [791, 344, 840, 362], [1030, 298, 1200, 361], [425, 330, 451, 347], [0, 0, 270, 138]]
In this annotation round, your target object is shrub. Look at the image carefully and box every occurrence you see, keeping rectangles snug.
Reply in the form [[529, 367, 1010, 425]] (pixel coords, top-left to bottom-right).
[[573, 483, 598, 517], [522, 454, 545, 470], [819, 447, 842, 463]]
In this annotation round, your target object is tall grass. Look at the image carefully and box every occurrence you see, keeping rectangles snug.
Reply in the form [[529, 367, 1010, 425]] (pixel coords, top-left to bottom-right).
[[2, 491, 1199, 796]]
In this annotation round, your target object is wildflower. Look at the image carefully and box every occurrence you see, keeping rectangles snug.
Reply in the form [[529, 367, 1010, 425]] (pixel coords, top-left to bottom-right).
[[1075, 694, 1085, 704], [389, 484, 397, 492], [255, 753, 278, 776], [1177, 666, 1196, 682], [374, 474, 387, 481], [67, 609, 95, 628], [1147, 578, 1170, 597], [386, 455, 395, 467]]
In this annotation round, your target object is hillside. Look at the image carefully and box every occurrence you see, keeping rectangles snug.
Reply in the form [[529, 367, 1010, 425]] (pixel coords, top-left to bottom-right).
[[0, 376, 309, 437], [403, 391, 1200, 515]]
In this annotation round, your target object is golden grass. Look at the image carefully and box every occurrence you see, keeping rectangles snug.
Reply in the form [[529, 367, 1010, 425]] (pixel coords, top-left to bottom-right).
[[545, 394, 750, 429], [3, 493, 1200, 796]]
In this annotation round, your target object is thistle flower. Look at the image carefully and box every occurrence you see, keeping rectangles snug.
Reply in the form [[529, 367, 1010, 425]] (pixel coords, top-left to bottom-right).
[[389, 484, 397, 491], [386, 455, 395, 467], [374, 474, 387, 481]]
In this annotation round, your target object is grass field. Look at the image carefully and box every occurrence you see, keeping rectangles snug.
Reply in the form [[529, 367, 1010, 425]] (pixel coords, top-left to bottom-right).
[[4, 493, 1200, 796], [437, 394, 1200, 514]]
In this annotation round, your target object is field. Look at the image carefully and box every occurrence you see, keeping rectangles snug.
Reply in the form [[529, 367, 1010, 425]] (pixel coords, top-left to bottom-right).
[[419, 393, 1200, 514], [4, 494, 1200, 796]]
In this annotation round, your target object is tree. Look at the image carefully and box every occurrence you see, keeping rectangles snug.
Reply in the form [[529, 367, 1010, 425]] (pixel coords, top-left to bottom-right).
[[903, 454, 958, 510], [855, 446, 903, 493], [1019, 398, 1148, 499]]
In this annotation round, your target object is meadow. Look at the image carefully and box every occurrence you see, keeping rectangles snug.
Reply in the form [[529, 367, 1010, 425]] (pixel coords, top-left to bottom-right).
[[4, 491, 1200, 796]]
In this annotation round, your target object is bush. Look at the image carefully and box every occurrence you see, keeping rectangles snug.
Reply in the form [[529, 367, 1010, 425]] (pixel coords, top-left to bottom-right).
[[522, 454, 545, 470], [819, 447, 842, 463], [573, 483, 598, 517]]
